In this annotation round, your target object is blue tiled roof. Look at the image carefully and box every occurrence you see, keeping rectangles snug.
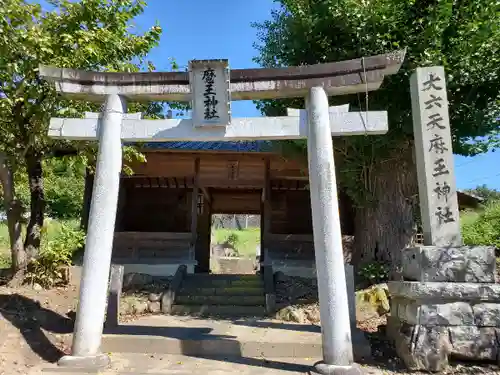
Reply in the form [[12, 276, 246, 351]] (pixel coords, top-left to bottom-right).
[[141, 141, 275, 152]]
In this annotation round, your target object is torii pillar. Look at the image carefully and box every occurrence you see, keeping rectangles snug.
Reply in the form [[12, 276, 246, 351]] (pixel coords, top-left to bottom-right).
[[40, 50, 405, 374]]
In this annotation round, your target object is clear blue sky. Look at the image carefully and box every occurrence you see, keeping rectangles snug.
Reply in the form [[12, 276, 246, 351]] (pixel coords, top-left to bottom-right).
[[44, 0, 500, 190]]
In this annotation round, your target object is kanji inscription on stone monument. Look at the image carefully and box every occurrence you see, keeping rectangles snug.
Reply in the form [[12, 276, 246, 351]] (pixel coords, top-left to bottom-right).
[[189, 59, 231, 128], [411, 66, 462, 247]]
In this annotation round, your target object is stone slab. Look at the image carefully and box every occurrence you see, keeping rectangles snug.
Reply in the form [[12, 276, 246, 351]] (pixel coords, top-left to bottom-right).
[[32, 354, 320, 375], [402, 245, 496, 282], [388, 281, 500, 302], [392, 299, 474, 326], [101, 315, 370, 361]]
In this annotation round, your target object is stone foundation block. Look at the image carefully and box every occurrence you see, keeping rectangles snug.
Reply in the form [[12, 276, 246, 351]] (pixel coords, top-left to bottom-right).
[[388, 281, 500, 301], [402, 246, 496, 282], [473, 303, 500, 327], [388, 317, 450, 372], [389, 317, 500, 371], [392, 299, 474, 326], [448, 326, 499, 361]]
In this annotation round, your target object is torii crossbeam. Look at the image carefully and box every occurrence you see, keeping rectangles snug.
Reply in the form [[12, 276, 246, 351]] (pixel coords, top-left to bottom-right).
[[40, 50, 405, 374]]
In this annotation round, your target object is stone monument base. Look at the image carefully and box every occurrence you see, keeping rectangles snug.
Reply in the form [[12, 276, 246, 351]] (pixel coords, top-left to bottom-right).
[[388, 245, 499, 372]]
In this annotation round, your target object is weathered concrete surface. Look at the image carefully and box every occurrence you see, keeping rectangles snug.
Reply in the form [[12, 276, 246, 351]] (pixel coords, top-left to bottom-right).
[[99, 315, 370, 361], [388, 281, 500, 301], [402, 246, 496, 282]]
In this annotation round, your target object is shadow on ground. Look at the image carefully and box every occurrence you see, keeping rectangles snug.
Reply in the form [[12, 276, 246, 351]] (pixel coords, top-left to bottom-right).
[[0, 293, 74, 363], [188, 355, 313, 373], [104, 324, 236, 340]]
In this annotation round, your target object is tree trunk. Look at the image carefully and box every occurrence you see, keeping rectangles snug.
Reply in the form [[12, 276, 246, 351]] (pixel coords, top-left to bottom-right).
[[353, 143, 419, 279], [24, 151, 45, 260], [0, 153, 27, 275]]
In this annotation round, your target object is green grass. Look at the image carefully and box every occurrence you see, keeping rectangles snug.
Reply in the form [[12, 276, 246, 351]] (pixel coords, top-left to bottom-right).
[[0, 222, 11, 268], [460, 209, 481, 227], [212, 227, 261, 258], [0, 218, 79, 268]]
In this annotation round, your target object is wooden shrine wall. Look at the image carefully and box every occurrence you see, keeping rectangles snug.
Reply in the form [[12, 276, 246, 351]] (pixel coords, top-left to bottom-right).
[[119, 186, 191, 232], [112, 184, 192, 261], [265, 188, 354, 261]]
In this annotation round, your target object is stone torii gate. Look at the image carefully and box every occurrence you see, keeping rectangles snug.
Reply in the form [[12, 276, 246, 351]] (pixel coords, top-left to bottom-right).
[[40, 50, 405, 374]]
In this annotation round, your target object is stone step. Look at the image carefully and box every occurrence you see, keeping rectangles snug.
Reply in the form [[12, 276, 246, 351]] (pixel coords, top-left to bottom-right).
[[176, 295, 265, 306], [177, 286, 264, 296], [182, 277, 263, 288], [170, 304, 267, 317], [188, 274, 260, 281]]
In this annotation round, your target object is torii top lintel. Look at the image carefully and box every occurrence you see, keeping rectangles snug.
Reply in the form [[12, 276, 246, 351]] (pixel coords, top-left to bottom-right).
[[39, 49, 406, 102]]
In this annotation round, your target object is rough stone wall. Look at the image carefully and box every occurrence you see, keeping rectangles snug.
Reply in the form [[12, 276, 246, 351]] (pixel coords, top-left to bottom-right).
[[388, 245, 499, 372]]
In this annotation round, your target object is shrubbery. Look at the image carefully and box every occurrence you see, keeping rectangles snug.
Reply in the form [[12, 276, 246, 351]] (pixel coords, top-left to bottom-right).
[[26, 221, 85, 287], [358, 261, 389, 285]]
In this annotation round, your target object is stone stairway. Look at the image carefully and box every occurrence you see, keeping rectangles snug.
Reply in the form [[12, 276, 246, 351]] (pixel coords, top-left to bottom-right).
[[171, 274, 267, 317]]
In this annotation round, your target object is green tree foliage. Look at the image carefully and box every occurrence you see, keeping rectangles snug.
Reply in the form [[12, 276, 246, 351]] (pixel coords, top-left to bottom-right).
[[9, 157, 86, 219], [0, 0, 162, 274], [464, 184, 500, 204], [253, 0, 500, 273]]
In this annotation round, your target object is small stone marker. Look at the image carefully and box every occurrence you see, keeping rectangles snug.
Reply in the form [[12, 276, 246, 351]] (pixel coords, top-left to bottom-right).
[[411, 66, 462, 247], [189, 59, 231, 128]]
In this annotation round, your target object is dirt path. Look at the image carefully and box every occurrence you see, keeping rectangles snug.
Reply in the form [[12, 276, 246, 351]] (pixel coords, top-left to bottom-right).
[[0, 285, 78, 374]]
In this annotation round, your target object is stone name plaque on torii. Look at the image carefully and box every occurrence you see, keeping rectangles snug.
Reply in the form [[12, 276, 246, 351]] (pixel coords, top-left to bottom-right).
[[39, 50, 406, 375], [189, 59, 231, 128]]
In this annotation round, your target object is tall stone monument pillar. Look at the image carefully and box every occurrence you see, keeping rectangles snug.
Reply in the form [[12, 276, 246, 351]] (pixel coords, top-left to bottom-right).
[[387, 67, 499, 372], [411, 66, 461, 247]]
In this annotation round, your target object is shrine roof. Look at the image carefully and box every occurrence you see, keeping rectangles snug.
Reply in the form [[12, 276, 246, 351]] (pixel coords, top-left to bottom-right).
[[141, 141, 275, 153]]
